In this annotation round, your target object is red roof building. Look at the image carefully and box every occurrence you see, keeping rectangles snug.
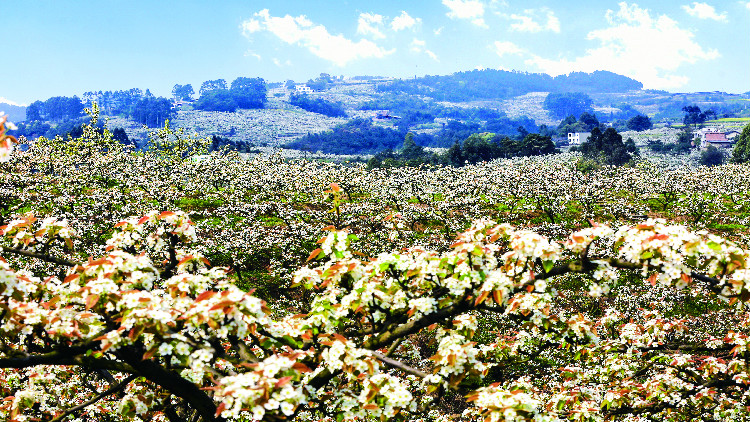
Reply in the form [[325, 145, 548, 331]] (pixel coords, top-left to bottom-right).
[[701, 132, 732, 149]]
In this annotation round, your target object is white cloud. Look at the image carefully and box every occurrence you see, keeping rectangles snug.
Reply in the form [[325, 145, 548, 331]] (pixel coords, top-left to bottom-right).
[[391, 11, 421, 31], [682, 2, 727, 21], [508, 8, 560, 33], [244, 50, 262, 60], [358, 13, 386, 39], [241, 9, 393, 66], [0, 97, 26, 107], [410, 38, 439, 61], [442, 0, 487, 27], [747, 1, 750, 11], [493, 41, 523, 57], [526, 2, 720, 89]]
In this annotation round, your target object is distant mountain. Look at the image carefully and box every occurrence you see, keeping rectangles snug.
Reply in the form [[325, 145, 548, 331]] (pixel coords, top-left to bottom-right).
[[377, 69, 644, 102], [0, 102, 26, 123]]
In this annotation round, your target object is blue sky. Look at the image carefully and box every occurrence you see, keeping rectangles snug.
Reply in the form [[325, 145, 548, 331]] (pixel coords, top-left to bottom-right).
[[3, 1, 749, 106]]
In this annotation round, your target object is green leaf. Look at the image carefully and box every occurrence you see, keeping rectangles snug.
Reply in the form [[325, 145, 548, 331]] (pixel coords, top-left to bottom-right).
[[542, 260, 554, 273]]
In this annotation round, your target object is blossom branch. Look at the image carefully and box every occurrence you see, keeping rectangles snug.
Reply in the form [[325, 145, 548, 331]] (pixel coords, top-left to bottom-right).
[[49, 374, 138, 422]]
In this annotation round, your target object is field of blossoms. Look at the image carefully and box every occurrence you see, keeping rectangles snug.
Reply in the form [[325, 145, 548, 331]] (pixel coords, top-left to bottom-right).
[[4, 113, 750, 422]]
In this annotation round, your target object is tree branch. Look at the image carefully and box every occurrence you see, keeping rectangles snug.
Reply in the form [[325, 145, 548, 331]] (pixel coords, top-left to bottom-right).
[[49, 374, 137, 422], [371, 351, 429, 378], [1, 244, 78, 267]]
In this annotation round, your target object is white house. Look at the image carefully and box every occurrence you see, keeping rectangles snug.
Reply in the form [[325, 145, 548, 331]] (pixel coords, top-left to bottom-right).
[[295, 85, 313, 94], [567, 132, 591, 145]]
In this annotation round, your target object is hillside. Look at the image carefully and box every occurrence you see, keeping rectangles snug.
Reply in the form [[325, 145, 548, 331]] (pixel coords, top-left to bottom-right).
[[11, 69, 750, 157], [0, 102, 26, 123], [377, 69, 643, 102]]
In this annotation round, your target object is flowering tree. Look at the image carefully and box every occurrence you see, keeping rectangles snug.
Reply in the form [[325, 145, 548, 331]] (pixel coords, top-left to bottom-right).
[[5, 116, 750, 421]]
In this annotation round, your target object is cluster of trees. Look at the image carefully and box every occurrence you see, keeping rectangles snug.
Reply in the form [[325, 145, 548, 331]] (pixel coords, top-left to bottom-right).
[[544, 92, 594, 120], [208, 135, 259, 154], [367, 131, 558, 169], [555, 112, 603, 138], [25, 96, 85, 121], [304, 73, 338, 91], [82, 89, 146, 116], [378, 69, 642, 102], [286, 118, 404, 155], [287, 117, 544, 156], [172, 84, 195, 101], [289, 93, 346, 117], [625, 114, 653, 131], [193, 77, 267, 112], [647, 129, 695, 155], [82, 89, 176, 128], [575, 127, 638, 166], [682, 105, 716, 128], [131, 96, 176, 128]]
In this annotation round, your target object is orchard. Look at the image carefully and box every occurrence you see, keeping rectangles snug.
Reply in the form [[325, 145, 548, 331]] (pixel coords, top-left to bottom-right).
[[4, 111, 750, 421]]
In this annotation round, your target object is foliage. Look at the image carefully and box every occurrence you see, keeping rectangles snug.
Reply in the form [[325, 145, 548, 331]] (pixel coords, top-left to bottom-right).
[[194, 78, 267, 112], [193, 90, 239, 112], [683, 105, 708, 127], [732, 123, 750, 163], [229, 77, 267, 109], [199, 79, 228, 96], [25, 96, 85, 122], [378, 69, 642, 102], [555, 113, 602, 137], [132, 96, 176, 128], [579, 127, 633, 166], [544, 92, 594, 120], [289, 93, 346, 117], [83, 89, 146, 116], [172, 84, 195, 101], [287, 118, 405, 155], [367, 132, 558, 169], [700, 145, 725, 166], [626, 114, 653, 131]]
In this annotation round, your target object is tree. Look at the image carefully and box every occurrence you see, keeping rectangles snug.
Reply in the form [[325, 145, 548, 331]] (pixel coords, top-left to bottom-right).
[[131, 97, 176, 127], [399, 132, 424, 161], [543, 92, 594, 120], [580, 127, 632, 166], [199, 79, 228, 96], [172, 84, 195, 102], [682, 105, 707, 128], [446, 140, 463, 166], [732, 123, 750, 163], [25, 101, 42, 121], [518, 133, 557, 156], [193, 90, 239, 112], [626, 114, 653, 131], [700, 145, 725, 166], [112, 127, 131, 146], [577, 112, 600, 131], [229, 77, 267, 109]]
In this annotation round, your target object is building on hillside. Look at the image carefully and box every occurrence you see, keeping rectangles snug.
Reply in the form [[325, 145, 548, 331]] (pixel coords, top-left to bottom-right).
[[567, 132, 591, 145], [701, 132, 732, 149], [295, 85, 313, 94]]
